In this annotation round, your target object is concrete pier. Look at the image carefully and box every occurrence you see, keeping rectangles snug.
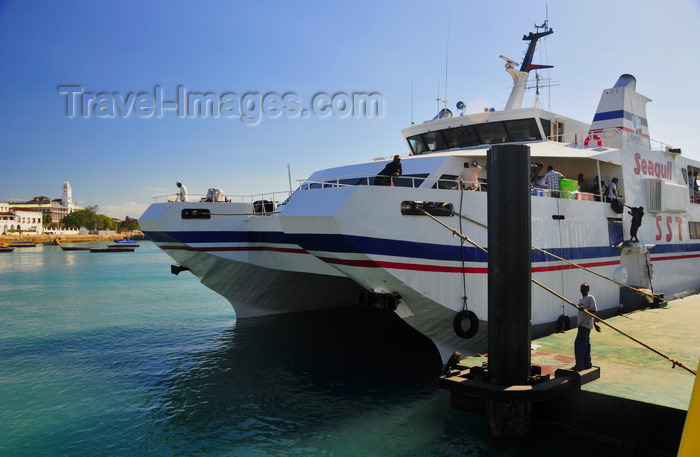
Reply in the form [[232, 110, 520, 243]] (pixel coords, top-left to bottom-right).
[[441, 294, 700, 455]]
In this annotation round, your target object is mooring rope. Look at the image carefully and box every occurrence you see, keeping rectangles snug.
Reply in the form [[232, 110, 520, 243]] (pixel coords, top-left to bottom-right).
[[532, 278, 697, 376], [458, 190, 469, 312], [419, 208, 697, 376], [452, 209, 659, 301], [530, 245, 660, 302], [420, 209, 487, 253]]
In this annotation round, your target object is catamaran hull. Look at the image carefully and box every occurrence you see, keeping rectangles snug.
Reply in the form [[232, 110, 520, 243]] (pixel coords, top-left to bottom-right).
[[279, 184, 700, 361], [139, 202, 365, 317]]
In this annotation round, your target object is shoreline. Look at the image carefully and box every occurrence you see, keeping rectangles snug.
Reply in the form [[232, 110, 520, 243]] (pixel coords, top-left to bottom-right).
[[0, 234, 145, 244]]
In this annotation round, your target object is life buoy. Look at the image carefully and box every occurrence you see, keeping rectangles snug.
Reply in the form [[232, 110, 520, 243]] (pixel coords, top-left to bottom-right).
[[584, 134, 603, 147], [453, 310, 479, 339]]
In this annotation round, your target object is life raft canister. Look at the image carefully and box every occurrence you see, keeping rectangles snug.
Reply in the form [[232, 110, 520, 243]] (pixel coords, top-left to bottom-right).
[[453, 310, 479, 339], [584, 134, 603, 147]]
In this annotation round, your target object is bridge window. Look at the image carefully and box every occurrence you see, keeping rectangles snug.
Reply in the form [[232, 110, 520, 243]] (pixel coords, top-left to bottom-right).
[[406, 118, 543, 154], [442, 125, 480, 149], [475, 122, 508, 145], [422, 130, 447, 152], [504, 118, 542, 141], [407, 135, 427, 155]]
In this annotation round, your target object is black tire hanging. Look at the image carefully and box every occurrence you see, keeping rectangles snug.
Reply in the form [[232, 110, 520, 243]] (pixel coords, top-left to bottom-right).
[[453, 310, 479, 339], [556, 314, 571, 332]]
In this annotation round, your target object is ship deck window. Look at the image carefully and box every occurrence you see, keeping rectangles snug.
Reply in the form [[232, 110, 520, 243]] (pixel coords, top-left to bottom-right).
[[541, 118, 564, 142], [392, 173, 430, 188], [406, 118, 543, 154], [475, 122, 508, 145], [408, 135, 427, 155], [431, 174, 459, 189], [504, 118, 541, 141], [442, 125, 480, 149], [689, 221, 700, 239], [422, 130, 447, 151]]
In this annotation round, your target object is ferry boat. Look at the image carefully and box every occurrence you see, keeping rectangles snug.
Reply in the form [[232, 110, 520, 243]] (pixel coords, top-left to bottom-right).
[[140, 24, 700, 361], [139, 194, 367, 317]]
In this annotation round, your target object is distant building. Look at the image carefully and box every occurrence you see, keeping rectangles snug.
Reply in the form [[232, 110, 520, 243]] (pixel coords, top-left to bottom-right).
[[0, 202, 44, 235], [61, 181, 73, 207], [7, 181, 81, 226]]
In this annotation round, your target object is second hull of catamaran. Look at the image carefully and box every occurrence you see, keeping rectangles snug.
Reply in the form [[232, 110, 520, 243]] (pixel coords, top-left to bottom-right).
[[140, 201, 366, 318]]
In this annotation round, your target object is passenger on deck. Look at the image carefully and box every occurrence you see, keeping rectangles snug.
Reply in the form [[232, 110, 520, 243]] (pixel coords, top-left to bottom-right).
[[176, 181, 188, 202], [530, 162, 544, 185], [543, 165, 563, 197], [608, 177, 619, 200], [577, 173, 585, 191], [374, 155, 402, 186], [459, 161, 482, 190], [590, 176, 605, 201]]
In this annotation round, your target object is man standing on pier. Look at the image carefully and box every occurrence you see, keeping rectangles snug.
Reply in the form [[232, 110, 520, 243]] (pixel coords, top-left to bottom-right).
[[574, 283, 601, 371]]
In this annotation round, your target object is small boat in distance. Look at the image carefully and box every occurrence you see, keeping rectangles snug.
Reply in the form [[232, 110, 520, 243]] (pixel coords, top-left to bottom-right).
[[90, 247, 135, 252], [8, 241, 37, 248], [0, 246, 14, 253], [107, 243, 139, 248], [60, 246, 91, 251]]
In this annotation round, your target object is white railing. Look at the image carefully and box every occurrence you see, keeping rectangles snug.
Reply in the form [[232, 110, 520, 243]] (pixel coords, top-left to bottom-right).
[[296, 174, 477, 190], [151, 191, 292, 204], [296, 174, 618, 203], [565, 128, 674, 152]]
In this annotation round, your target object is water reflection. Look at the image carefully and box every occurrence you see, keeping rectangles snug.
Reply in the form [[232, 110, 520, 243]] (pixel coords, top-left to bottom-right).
[[150, 306, 449, 455]]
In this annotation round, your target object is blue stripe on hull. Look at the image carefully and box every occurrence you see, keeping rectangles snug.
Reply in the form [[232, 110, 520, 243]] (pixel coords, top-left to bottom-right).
[[145, 229, 700, 265]]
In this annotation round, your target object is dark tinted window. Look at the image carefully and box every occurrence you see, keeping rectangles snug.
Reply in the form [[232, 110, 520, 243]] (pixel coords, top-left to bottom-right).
[[431, 174, 459, 189], [475, 122, 508, 144], [422, 131, 447, 152], [393, 173, 430, 188], [442, 125, 480, 149], [504, 118, 541, 141], [407, 135, 427, 155]]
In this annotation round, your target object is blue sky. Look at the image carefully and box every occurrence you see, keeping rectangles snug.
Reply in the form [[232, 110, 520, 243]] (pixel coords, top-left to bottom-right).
[[1, 0, 699, 218]]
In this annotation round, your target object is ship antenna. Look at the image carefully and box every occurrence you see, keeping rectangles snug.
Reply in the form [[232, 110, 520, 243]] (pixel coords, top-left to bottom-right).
[[410, 78, 415, 125], [436, 79, 440, 115], [444, 11, 451, 113], [503, 21, 554, 110]]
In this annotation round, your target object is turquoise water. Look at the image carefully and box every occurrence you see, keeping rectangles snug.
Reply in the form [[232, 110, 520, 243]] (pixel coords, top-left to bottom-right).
[[0, 242, 622, 456]]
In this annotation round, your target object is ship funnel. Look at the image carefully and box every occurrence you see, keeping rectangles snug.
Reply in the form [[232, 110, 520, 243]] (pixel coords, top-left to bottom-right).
[[588, 74, 651, 150], [613, 74, 637, 90]]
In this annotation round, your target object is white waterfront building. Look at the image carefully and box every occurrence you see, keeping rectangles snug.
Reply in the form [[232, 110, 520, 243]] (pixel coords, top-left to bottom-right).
[[0, 202, 44, 235]]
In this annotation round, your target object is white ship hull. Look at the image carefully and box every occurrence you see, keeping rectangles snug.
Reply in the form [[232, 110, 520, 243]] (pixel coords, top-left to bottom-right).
[[139, 202, 365, 317]]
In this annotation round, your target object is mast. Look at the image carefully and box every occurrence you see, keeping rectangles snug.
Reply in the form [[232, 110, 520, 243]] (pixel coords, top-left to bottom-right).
[[502, 24, 553, 111]]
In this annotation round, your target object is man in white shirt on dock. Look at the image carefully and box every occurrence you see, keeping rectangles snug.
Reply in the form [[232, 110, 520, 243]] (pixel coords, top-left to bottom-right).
[[573, 283, 601, 371]]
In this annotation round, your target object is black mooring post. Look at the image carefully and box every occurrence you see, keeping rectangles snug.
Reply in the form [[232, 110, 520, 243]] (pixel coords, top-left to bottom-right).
[[486, 144, 532, 437]]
